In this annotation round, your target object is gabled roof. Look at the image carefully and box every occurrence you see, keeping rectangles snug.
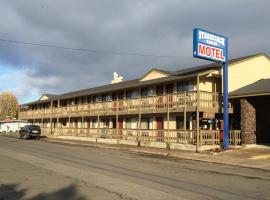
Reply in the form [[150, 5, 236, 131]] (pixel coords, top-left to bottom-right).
[[229, 78, 270, 98]]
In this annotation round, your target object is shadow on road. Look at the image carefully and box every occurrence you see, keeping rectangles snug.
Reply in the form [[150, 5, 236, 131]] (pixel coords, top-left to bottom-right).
[[0, 183, 86, 200]]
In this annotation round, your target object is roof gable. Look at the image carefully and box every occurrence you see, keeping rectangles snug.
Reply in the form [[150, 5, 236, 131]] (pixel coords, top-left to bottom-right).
[[139, 69, 170, 82], [39, 94, 50, 101], [39, 94, 58, 101]]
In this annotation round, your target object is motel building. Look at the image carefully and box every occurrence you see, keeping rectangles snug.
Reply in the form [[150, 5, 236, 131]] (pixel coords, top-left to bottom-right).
[[19, 53, 270, 151]]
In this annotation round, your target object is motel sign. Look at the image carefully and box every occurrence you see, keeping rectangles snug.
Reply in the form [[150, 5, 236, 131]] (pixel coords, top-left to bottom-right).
[[193, 28, 227, 63]]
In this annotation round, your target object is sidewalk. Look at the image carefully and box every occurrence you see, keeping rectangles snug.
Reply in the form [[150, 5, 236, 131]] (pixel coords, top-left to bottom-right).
[[43, 136, 270, 171]]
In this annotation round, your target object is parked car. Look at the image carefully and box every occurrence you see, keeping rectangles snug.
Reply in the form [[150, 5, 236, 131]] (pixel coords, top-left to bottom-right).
[[19, 125, 41, 139]]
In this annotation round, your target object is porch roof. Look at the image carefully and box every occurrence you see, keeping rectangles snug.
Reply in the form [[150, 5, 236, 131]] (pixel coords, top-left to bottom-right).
[[229, 78, 270, 98]]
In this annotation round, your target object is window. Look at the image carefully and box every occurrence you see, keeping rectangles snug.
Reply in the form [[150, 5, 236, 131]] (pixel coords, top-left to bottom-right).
[[87, 96, 92, 103], [93, 95, 99, 103], [176, 116, 184, 129], [118, 91, 124, 99], [81, 97, 86, 104], [141, 117, 150, 129], [62, 121, 67, 127], [101, 118, 110, 128], [177, 81, 194, 92], [125, 118, 137, 129], [166, 84, 174, 94], [102, 94, 111, 102], [141, 87, 150, 97], [92, 118, 98, 128], [112, 93, 118, 100], [126, 90, 134, 99], [126, 118, 131, 129], [112, 118, 116, 128]]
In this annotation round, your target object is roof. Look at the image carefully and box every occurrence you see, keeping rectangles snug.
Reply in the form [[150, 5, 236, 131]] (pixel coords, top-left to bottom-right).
[[22, 74, 194, 106], [22, 53, 269, 105], [229, 79, 270, 98]]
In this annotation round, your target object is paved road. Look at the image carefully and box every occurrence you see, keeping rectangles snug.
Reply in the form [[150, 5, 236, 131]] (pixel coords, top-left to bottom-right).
[[0, 136, 269, 200]]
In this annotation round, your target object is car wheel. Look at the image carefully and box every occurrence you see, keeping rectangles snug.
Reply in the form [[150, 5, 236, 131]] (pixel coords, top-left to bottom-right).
[[23, 134, 28, 140]]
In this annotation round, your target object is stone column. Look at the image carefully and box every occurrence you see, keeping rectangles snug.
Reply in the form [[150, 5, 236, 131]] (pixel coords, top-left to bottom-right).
[[240, 98, 256, 144]]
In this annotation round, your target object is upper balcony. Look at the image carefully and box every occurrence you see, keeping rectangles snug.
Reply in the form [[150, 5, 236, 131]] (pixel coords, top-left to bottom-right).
[[19, 91, 233, 119]]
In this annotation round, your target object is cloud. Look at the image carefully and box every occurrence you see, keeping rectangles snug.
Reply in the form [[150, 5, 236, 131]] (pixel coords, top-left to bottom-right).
[[0, 0, 269, 103]]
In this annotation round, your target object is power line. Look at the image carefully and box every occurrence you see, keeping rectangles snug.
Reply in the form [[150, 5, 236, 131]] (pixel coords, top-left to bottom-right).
[[0, 37, 193, 59]]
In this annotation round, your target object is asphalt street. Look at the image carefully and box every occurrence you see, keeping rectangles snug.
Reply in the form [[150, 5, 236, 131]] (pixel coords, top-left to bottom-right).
[[0, 136, 269, 200]]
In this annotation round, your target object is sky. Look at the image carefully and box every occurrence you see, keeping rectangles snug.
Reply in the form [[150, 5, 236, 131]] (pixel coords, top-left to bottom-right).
[[0, 0, 269, 104]]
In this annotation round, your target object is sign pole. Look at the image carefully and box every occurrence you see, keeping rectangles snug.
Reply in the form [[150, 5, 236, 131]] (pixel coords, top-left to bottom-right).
[[223, 39, 229, 149], [193, 28, 229, 150]]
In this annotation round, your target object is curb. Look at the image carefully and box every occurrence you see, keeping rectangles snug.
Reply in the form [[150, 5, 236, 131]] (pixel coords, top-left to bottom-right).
[[42, 137, 270, 172]]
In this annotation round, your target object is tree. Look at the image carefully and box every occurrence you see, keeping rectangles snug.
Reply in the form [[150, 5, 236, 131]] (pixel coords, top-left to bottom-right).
[[0, 92, 19, 120]]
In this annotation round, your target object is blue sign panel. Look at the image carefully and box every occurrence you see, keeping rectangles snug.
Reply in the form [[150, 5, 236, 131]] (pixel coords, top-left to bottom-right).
[[193, 28, 227, 63]]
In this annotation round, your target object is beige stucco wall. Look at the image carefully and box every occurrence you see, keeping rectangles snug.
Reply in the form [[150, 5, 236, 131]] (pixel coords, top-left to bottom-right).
[[199, 77, 221, 93], [140, 70, 168, 82], [228, 55, 270, 92]]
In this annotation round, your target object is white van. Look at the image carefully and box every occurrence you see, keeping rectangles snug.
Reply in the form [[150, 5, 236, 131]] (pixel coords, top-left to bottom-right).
[[0, 120, 29, 133]]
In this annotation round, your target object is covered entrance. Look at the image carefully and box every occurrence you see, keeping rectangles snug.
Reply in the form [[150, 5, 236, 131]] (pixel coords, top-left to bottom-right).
[[252, 96, 270, 143], [230, 79, 270, 145]]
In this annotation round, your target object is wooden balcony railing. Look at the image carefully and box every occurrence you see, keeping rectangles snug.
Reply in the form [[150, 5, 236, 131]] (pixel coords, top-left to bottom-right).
[[20, 91, 233, 119], [41, 127, 241, 146], [199, 130, 241, 146]]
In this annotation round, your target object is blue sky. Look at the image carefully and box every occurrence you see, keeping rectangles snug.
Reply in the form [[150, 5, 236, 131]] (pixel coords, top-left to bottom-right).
[[0, 64, 39, 103]]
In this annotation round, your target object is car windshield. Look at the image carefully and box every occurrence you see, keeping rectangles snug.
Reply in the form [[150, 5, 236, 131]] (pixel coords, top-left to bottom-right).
[[30, 125, 40, 130], [22, 125, 29, 130]]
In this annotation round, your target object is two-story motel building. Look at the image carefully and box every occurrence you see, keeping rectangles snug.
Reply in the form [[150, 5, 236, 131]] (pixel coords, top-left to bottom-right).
[[19, 53, 270, 150]]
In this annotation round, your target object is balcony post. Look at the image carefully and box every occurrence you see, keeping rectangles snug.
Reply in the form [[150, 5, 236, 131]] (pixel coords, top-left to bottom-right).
[[184, 91, 187, 131], [138, 97, 142, 141], [116, 99, 119, 139], [57, 100, 60, 122], [89, 102, 91, 116], [68, 116, 71, 136], [97, 101, 100, 136], [81, 116, 84, 136], [50, 100, 53, 135], [75, 118, 78, 135], [196, 75, 200, 151], [233, 130, 236, 146], [167, 93, 170, 144], [57, 117, 59, 135]]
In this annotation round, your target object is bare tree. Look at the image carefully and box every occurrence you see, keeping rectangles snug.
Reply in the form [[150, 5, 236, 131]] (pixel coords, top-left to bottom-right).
[[0, 92, 19, 120]]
